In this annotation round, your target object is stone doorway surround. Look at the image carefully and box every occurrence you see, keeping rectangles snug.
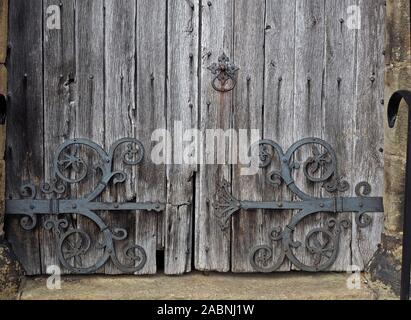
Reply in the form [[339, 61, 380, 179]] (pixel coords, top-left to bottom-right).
[[367, 0, 411, 296]]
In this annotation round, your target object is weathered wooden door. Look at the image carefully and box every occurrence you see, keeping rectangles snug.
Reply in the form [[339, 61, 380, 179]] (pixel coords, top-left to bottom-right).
[[5, 0, 385, 275]]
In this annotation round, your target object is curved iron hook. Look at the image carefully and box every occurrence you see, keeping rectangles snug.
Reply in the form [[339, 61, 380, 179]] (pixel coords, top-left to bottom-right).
[[388, 90, 411, 128], [387, 90, 411, 300]]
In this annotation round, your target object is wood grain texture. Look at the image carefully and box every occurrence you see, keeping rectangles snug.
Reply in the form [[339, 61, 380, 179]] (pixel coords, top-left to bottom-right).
[[352, 0, 385, 269], [42, 0, 76, 275], [135, 0, 167, 274], [0, 160, 5, 238], [321, 0, 358, 271], [6, 0, 43, 275], [231, 0, 265, 272], [0, 65, 5, 99], [291, 0, 325, 270], [165, 0, 199, 274], [74, 0, 105, 273], [195, 0, 233, 272], [261, 0, 296, 272], [103, 0, 137, 274]]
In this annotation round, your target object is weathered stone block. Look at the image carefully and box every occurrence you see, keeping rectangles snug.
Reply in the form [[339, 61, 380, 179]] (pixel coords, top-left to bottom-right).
[[0, 241, 24, 300], [369, 0, 411, 297]]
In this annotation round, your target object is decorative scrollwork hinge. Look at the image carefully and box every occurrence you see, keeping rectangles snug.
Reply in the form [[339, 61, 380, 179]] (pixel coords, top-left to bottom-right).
[[6, 137, 165, 274], [213, 137, 384, 272], [208, 53, 239, 92]]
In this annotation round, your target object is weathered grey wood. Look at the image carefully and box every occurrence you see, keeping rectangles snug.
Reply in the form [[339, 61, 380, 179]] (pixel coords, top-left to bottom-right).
[[321, 0, 357, 271], [103, 0, 137, 274], [291, 0, 325, 270], [261, 0, 296, 272], [165, 0, 199, 274], [74, 0, 105, 273], [42, 0, 76, 275], [135, 0, 167, 274], [231, 0, 265, 272], [195, 0, 233, 272], [352, 0, 385, 269], [6, 0, 43, 275], [5, 0, 387, 275]]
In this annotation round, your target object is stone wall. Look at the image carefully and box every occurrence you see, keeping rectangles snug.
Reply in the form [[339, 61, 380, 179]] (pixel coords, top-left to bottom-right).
[[0, 0, 7, 240], [368, 0, 411, 296]]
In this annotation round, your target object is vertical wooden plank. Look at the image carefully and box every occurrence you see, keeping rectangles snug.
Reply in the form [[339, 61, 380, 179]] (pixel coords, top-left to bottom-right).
[[231, 0, 265, 272], [74, 0, 105, 272], [195, 0, 233, 272], [103, 0, 137, 274], [261, 0, 296, 272], [352, 0, 385, 269], [6, 0, 43, 275], [166, 0, 199, 274], [135, 0, 167, 274], [322, 0, 357, 271], [291, 0, 325, 270], [42, 0, 76, 274]]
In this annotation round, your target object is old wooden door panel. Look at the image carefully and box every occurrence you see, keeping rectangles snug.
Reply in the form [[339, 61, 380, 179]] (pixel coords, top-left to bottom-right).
[[165, 0, 198, 274], [104, 0, 137, 274], [230, 0, 265, 273], [195, 0, 233, 272], [135, 0, 167, 275], [262, 0, 296, 272], [6, 0, 169, 275], [195, 0, 385, 273], [321, 0, 357, 271], [74, 0, 106, 273], [291, 0, 326, 270], [5, 0, 385, 275]]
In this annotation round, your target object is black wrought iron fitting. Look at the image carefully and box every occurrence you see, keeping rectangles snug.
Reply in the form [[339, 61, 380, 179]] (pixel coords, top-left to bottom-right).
[[388, 90, 411, 300], [5, 138, 165, 274], [214, 137, 384, 272], [208, 53, 239, 92]]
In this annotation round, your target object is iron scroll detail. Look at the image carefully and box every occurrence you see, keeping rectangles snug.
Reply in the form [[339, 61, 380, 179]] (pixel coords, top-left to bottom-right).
[[213, 137, 384, 272], [6, 138, 165, 274]]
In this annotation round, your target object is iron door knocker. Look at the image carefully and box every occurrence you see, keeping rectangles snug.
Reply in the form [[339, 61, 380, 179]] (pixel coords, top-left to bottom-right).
[[208, 53, 239, 92]]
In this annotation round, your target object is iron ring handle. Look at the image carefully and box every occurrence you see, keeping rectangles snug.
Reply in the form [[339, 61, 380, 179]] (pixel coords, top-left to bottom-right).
[[211, 74, 237, 93], [387, 90, 411, 301]]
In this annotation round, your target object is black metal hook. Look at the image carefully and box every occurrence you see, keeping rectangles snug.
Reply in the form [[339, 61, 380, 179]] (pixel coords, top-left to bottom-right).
[[387, 90, 411, 300]]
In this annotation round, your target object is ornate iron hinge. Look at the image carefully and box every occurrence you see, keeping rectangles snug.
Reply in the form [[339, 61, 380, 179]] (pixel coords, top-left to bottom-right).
[[214, 138, 384, 272], [5, 138, 165, 274]]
